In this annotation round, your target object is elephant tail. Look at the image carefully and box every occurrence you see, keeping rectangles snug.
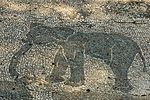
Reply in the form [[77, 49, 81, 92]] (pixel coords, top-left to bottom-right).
[[138, 47, 147, 72]]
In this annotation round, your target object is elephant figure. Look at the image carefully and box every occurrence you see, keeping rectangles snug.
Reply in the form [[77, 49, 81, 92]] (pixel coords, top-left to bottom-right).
[[48, 31, 147, 92], [9, 23, 147, 93]]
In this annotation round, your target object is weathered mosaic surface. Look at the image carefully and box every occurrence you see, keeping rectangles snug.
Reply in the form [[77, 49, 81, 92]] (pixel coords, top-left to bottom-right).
[[0, 0, 150, 100]]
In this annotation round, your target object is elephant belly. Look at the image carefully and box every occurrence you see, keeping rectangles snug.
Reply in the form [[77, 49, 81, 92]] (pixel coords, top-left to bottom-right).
[[85, 39, 112, 61]]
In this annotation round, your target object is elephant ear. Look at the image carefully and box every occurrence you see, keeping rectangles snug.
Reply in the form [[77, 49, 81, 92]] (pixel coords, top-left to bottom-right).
[[29, 22, 75, 41], [67, 32, 88, 43], [30, 22, 43, 28], [51, 27, 75, 41]]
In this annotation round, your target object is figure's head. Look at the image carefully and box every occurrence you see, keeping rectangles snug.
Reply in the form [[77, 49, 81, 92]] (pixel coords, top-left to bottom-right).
[[26, 22, 75, 47]]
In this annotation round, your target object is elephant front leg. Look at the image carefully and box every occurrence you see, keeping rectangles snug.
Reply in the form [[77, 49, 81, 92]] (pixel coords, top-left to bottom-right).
[[65, 49, 85, 86], [46, 48, 69, 83], [67, 63, 85, 86]]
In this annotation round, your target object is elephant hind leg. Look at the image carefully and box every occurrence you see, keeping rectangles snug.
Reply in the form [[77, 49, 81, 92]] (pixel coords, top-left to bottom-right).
[[108, 42, 138, 92], [111, 66, 133, 93], [109, 56, 134, 92], [9, 43, 32, 80]]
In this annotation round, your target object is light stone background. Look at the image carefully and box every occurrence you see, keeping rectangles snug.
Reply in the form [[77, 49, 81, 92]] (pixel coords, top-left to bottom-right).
[[0, 0, 150, 100]]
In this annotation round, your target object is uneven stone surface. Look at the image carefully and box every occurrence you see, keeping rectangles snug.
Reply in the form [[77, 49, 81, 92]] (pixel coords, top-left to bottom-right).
[[0, 0, 150, 100]]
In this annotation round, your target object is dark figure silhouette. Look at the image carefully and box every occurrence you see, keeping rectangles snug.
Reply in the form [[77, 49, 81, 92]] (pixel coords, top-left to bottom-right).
[[49, 32, 147, 92], [9, 23, 147, 93]]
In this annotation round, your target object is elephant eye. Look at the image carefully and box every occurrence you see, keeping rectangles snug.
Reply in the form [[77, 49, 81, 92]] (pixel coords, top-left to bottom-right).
[[52, 63, 55, 65], [12, 88, 15, 90], [86, 89, 91, 93]]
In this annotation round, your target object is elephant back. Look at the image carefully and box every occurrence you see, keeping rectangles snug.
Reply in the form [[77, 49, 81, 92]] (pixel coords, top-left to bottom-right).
[[24, 23, 75, 44]]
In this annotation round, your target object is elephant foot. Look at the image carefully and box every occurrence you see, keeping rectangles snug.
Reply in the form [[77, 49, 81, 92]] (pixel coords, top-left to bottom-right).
[[45, 75, 65, 83], [112, 78, 133, 93], [64, 80, 84, 87], [9, 67, 20, 79], [112, 83, 133, 93]]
